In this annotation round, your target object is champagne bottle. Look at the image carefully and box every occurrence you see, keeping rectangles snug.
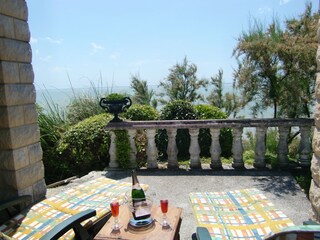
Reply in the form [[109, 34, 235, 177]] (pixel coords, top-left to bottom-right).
[[131, 170, 151, 220]]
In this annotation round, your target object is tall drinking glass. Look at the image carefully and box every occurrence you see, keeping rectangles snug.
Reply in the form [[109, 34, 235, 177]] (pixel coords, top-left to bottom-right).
[[160, 199, 169, 227], [110, 201, 120, 230]]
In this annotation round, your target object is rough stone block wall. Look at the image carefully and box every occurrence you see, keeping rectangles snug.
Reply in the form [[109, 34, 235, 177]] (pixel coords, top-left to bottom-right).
[[310, 19, 320, 221], [0, 0, 46, 202]]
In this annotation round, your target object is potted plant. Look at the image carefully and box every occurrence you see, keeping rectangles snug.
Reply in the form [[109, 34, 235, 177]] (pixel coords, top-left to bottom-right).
[[100, 93, 132, 122]]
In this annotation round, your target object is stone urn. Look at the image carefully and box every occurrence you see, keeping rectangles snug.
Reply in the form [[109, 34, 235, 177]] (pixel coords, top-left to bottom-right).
[[99, 96, 132, 122]]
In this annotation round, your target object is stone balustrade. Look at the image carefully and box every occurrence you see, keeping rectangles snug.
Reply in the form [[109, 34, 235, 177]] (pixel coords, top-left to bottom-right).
[[105, 118, 314, 169]]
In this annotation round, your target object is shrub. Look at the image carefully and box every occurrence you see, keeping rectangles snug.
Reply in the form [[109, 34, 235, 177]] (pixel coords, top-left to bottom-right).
[[157, 100, 197, 160], [66, 82, 108, 125], [288, 131, 300, 160], [58, 113, 111, 175], [266, 128, 279, 155], [114, 130, 131, 168], [67, 96, 104, 125], [123, 104, 159, 166], [243, 150, 255, 165], [195, 104, 233, 158], [123, 104, 159, 120], [105, 93, 126, 101], [37, 104, 70, 184], [160, 100, 197, 120]]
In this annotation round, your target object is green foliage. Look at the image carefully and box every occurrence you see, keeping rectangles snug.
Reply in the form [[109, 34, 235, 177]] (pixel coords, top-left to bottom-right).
[[207, 69, 224, 109], [134, 131, 148, 167], [293, 171, 312, 197], [158, 57, 208, 104], [266, 128, 278, 155], [67, 96, 104, 125], [114, 130, 131, 168], [195, 105, 233, 158], [123, 104, 159, 120], [122, 104, 159, 166], [130, 74, 157, 108], [37, 104, 70, 183], [243, 150, 255, 165], [157, 100, 197, 159], [66, 81, 107, 125], [105, 93, 126, 101], [288, 134, 300, 159], [58, 113, 111, 174], [195, 104, 227, 119], [233, 3, 318, 118], [243, 131, 255, 152], [160, 100, 197, 120]]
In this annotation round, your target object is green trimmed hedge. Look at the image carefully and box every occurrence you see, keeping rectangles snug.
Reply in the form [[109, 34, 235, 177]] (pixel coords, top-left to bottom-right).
[[195, 104, 233, 158], [57, 113, 111, 174], [123, 104, 159, 120], [156, 102, 232, 160]]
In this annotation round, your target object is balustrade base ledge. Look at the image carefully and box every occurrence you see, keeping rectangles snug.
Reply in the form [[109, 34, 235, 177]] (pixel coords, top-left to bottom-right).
[[232, 163, 245, 169], [190, 163, 202, 169], [168, 164, 179, 169], [210, 163, 223, 170], [253, 163, 266, 169]]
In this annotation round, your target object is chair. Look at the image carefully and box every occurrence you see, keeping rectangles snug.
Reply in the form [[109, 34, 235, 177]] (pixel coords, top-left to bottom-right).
[[189, 188, 300, 239], [194, 224, 320, 240], [0, 177, 148, 239]]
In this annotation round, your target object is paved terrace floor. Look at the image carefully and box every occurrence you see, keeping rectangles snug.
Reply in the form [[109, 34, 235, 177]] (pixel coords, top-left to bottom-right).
[[47, 165, 312, 240]]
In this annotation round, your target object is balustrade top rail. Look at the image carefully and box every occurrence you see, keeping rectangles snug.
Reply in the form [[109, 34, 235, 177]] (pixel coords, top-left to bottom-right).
[[105, 118, 314, 130]]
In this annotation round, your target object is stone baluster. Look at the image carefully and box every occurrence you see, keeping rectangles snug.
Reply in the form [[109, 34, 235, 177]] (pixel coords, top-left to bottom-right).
[[146, 129, 158, 169], [166, 128, 179, 169], [232, 127, 244, 169], [299, 125, 312, 167], [210, 128, 222, 169], [254, 127, 267, 168], [109, 131, 118, 168], [277, 126, 290, 167], [128, 129, 137, 168], [189, 128, 201, 168]]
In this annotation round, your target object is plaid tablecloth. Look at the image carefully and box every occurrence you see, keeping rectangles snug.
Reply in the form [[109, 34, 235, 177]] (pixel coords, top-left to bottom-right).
[[190, 188, 294, 240], [0, 177, 147, 240]]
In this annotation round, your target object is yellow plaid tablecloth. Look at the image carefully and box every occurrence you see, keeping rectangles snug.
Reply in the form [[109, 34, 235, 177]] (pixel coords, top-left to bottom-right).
[[190, 188, 294, 240], [0, 177, 148, 240]]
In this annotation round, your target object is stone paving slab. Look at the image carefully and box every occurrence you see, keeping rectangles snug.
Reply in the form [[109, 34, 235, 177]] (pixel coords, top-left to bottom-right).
[[47, 167, 312, 240]]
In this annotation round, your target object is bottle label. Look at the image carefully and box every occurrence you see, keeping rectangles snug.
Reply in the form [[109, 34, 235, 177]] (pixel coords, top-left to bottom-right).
[[135, 206, 150, 218], [132, 201, 151, 219]]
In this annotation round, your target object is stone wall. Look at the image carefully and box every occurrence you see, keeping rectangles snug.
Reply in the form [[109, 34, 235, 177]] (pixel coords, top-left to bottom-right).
[[310, 19, 320, 221], [0, 0, 46, 202]]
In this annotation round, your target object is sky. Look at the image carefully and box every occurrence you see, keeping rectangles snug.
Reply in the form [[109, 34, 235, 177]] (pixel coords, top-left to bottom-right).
[[27, 0, 319, 90]]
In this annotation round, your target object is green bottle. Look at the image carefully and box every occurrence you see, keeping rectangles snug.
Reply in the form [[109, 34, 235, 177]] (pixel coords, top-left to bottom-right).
[[131, 170, 150, 220]]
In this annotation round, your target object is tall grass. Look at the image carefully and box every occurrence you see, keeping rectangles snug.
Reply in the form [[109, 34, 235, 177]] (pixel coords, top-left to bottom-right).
[[65, 75, 106, 124], [37, 78, 115, 183], [37, 93, 69, 183]]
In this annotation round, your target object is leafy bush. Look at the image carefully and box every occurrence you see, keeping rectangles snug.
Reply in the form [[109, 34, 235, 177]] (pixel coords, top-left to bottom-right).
[[37, 104, 70, 184], [114, 130, 131, 168], [66, 82, 108, 125], [288, 132, 300, 160], [123, 104, 159, 166], [123, 104, 159, 120], [67, 96, 104, 125], [243, 131, 255, 152], [195, 105, 233, 158], [58, 113, 111, 175], [160, 100, 197, 120], [157, 100, 197, 160], [243, 150, 255, 165], [105, 93, 126, 101], [266, 128, 279, 155]]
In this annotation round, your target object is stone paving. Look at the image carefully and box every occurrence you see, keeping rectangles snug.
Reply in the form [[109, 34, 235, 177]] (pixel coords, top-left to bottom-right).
[[47, 166, 312, 240]]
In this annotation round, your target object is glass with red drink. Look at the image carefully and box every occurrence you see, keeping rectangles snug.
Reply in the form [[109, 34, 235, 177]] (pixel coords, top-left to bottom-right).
[[160, 199, 169, 227], [110, 201, 120, 230]]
